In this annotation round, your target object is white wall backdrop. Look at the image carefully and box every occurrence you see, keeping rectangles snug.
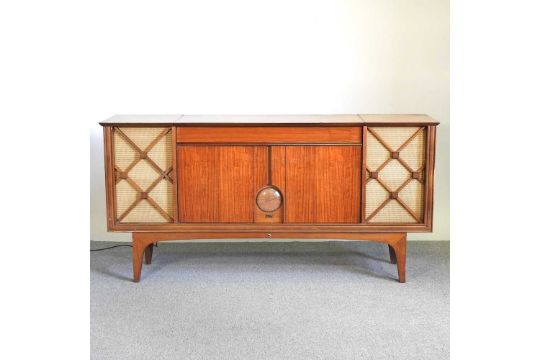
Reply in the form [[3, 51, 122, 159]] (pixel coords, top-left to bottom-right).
[[90, 0, 449, 242]]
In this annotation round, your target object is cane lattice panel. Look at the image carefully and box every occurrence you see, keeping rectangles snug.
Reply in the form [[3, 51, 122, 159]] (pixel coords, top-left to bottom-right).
[[365, 127, 426, 223], [112, 127, 174, 223]]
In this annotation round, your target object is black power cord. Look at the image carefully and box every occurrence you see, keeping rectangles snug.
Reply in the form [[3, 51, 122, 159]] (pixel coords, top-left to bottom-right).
[[90, 242, 159, 252], [90, 244, 132, 252]]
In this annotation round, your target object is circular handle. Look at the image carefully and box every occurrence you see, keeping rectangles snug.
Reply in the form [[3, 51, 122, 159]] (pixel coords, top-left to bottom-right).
[[256, 186, 282, 212]]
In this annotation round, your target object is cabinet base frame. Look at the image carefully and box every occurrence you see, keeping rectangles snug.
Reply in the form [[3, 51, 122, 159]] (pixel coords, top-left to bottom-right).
[[132, 232, 407, 283]]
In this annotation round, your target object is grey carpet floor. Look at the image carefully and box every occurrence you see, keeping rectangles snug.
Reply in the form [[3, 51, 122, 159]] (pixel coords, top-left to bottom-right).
[[91, 241, 449, 360]]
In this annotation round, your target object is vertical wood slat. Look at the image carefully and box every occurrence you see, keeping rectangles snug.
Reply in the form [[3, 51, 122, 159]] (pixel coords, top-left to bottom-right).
[[254, 146, 285, 224], [424, 126, 437, 231], [253, 147, 277, 223], [272, 146, 287, 223], [360, 126, 367, 223], [172, 128, 179, 222], [103, 126, 116, 229]]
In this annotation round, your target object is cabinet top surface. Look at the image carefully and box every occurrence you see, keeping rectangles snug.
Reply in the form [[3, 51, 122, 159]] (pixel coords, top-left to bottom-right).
[[100, 114, 438, 126]]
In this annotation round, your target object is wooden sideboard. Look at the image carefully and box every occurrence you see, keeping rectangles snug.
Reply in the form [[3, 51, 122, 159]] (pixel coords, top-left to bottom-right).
[[100, 115, 438, 282]]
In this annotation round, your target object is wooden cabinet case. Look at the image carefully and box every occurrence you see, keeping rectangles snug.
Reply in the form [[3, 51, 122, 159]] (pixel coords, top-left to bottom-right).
[[101, 115, 438, 282]]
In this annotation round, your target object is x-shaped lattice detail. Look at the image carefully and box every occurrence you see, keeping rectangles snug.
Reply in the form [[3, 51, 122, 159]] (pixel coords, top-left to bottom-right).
[[365, 127, 425, 223], [114, 127, 173, 222]]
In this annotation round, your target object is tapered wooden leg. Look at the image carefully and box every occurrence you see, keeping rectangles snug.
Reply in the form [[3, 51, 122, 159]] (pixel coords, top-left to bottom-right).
[[132, 237, 146, 282], [388, 233, 407, 283], [145, 244, 154, 265], [388, 245, 397, 264]]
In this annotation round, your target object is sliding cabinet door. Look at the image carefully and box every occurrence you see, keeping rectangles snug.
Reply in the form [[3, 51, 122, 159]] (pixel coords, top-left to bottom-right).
[[285, 146, 361, 223], [178, 145, 264, 223]]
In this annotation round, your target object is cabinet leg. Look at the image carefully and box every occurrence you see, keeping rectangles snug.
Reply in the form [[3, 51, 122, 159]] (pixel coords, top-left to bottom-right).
[[132, 237, 146, 282], [145, 244, 154, 265], [388, 233, 407, 283], [388, 245, 397, 264]]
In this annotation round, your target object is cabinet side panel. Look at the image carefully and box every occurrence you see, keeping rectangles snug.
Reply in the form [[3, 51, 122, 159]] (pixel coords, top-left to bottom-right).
[[178, 146, 256, 223], [285, 146, 361, 223]]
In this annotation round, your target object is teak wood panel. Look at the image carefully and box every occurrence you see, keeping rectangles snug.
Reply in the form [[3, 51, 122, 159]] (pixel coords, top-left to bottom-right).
[[285, 146, 361, 223], [178, 145, 262, 223], [176, 126, 361, 144]]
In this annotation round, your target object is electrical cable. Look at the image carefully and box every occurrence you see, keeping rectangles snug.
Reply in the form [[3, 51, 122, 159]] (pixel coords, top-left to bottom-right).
[[90, 242, 159, 252], [90, 244, 132, 252]]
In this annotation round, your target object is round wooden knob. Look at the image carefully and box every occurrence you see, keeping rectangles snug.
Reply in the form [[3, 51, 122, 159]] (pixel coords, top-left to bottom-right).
[[256, 186, 282, 212]]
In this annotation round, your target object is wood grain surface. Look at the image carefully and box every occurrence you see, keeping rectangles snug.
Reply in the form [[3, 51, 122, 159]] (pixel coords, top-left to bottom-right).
[[177, 126, 361, 143], [285, 146, 361, 223], [178, 145, 260, 222]]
